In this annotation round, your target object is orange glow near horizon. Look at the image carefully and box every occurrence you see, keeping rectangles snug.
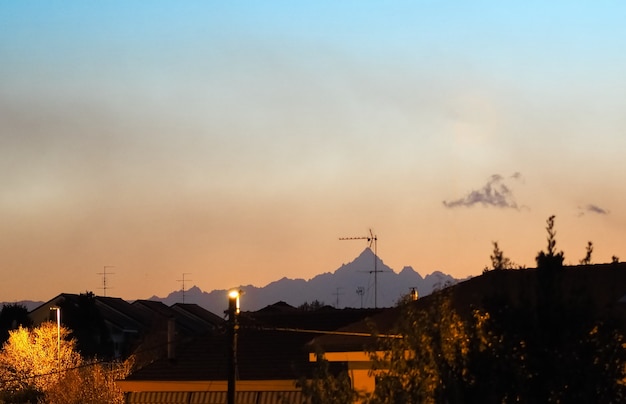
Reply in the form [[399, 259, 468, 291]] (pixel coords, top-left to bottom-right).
[[1, 2, 625, 303]]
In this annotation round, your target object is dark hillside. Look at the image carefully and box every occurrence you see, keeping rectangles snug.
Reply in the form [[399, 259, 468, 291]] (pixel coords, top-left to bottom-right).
[[312, 263, 626, 402], [449, 263, 626, 323]]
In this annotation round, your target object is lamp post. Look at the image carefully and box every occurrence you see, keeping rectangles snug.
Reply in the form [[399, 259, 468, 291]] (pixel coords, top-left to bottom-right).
[[227, 290, 240, 404], [49, 307, 60, 376]]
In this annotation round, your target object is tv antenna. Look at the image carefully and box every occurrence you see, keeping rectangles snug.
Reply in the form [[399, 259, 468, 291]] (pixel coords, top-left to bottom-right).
[[177, 273, 192, 304], [97, 266, 115, 297], [332, 287, 344, 308], [339, 229, 383, 308], [356, 286, 365, 308]]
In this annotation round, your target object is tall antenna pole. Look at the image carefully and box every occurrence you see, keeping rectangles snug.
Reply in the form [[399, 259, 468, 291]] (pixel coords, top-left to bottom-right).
[[356, 287, 365, 308], [340, 229, 381, 308], [177, 273, 192, 304], [332, 287, 344, 308], [371, 229, 378, 308], [96, 266, 115, 297]]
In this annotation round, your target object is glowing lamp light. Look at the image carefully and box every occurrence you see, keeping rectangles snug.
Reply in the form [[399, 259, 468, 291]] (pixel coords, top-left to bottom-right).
[[226, 289, 241, 404], [228, 290, 241, 315]]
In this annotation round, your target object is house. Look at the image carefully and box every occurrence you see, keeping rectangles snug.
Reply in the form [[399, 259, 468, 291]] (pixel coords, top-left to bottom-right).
[[129, 299, 225, 368], [29, 293, 225, 361], [170, 302, 225, 333], [117, 303, 382, 403], [29, 293, 145, 359], [132, 300, 223, 336], [307, 263, 626, 397], [305, 306, 400, 396], [118, 327, 315, 403]]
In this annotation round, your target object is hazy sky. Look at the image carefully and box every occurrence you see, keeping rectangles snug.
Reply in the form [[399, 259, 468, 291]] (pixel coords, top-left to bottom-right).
[[2, 2, 625, 304]]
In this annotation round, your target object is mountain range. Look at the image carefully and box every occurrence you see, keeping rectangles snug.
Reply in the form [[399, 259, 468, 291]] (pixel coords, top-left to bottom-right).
[[6, 248, 460, 314], [148, 248, 459, 315]]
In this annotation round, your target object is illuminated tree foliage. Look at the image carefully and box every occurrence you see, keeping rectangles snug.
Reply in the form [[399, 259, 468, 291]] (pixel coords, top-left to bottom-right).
[[299, 352, 362, 404], [366, 290, 490, 404], [366, 287, 626, 403], [0, 322, 81, 397], [303, 278, 626, 402], [0, 321, 130, 404], [44, 358, 132, 404]]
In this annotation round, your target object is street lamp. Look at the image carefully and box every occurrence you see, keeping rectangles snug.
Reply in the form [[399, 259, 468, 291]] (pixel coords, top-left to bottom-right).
[[227, 290, 241, 404], [228, 290, 240, 315], [49, 307, 60, 376]]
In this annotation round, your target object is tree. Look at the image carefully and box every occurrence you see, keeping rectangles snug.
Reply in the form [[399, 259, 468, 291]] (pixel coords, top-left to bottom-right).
[[302, 290, 626, 403], [0, 322, 81, 401], [300, 291, 488, 403], [365, 286, 626, 403], [579, 241, 594, 265], [299, 351, 361, 404], [302, 216, 626, 402], [535, 215, 564, 269], [489, 241, 513, 271], [44, 358, 132, 404], [298, 300, 327, 311], [0, 321, 130, 403], [0, 304, 32, 345], [367, 290, 491, 404]]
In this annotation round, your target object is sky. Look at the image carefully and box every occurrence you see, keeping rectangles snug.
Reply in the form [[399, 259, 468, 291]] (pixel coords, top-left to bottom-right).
[[2, 1, 626, 304]]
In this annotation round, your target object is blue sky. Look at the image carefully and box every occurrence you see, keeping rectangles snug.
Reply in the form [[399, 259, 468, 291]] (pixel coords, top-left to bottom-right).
[[1, 2, 625, 303]]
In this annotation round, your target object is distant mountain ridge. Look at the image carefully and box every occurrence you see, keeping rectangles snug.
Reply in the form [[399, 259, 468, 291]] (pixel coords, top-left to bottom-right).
[[5, 249, 460, 315], [149, 248, 460, 314]]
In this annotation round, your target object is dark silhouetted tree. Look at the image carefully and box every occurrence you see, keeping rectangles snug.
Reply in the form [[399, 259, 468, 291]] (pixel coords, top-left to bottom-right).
[[0, 303, 32, 345], [489, 241, 513, 271], [535, 215, 564, 269], [298, 300, 327, 311], [579, 241, 594, 265]]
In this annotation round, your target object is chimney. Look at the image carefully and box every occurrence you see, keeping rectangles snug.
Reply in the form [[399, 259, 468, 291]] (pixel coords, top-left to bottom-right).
[[167, 317, 176, 360]]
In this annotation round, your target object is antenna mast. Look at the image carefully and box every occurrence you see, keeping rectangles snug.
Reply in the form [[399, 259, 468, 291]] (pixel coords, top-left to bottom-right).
[[356, 286, 365, 308], [97, 266, 115, 297], [332, 287, 344, 308], [177, 273, 192, 304], [339, 229, 381, 308]]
